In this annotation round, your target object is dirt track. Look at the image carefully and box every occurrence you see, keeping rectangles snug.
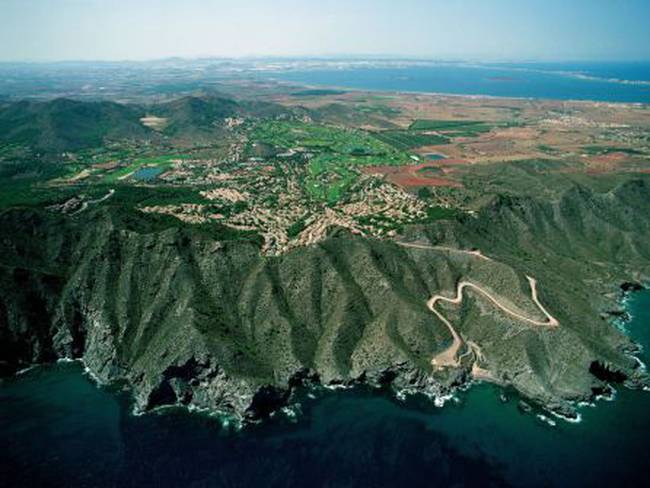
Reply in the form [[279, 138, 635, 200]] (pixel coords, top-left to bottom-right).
[[428, 278, 559, 369], [396, 241, 491, 261], [397, 241, 559, 371]]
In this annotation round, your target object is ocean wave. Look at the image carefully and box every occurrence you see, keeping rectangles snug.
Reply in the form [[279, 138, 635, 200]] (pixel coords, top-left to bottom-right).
[[15, 364, 39, 376], [536, 414, 557, 427], [56, 357, 78, 363], [280, 403, 302, 421], [80, 360, 105, 385], [550, 409, 583, 424], [596, 386, 617, 402], [434, 393, 456, 408], [322, 382, 354, 391]]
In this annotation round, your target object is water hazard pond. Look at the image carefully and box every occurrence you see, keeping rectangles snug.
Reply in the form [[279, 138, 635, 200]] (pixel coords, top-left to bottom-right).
[[132, 166, 164, 181]]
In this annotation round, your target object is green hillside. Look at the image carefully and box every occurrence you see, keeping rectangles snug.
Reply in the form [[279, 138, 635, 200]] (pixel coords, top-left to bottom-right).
[[0, 98, 151, 152], [1, 177, 648, 421]]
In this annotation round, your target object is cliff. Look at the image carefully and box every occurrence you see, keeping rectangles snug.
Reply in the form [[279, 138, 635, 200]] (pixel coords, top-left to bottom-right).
[[2, 180, 649, 422]]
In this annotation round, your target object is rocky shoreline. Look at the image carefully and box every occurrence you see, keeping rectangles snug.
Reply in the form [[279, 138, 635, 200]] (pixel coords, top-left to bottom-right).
[[1, 267, 648, 427], [3, 180, 650, 427], [81, 279, 650, 426]]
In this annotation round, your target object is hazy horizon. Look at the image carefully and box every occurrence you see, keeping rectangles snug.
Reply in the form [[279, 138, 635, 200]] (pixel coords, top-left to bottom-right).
[[3, 56, 650, 66], [2, 0, 649, 63]]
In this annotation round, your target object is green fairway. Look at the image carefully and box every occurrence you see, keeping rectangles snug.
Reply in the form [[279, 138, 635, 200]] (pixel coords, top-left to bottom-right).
[[252, 120, 399, 156], [305, 155, 357, 204], [252, 120, 412, 203]]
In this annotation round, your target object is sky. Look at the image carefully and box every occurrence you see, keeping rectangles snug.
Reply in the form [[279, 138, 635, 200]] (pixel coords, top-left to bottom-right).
[[1, 0, 649, 62]]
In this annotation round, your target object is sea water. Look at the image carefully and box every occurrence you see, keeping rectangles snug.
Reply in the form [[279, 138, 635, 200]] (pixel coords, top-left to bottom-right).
[[2, 290, 650, 487], [269, 62, 650, 103]]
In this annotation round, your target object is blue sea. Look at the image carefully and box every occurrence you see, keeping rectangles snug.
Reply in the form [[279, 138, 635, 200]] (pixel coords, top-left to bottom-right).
[[2, 289, 649, 488], [270, 62, 650, 103]]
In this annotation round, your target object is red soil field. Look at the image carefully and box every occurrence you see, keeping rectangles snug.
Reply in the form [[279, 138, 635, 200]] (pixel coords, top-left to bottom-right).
[[362, 162, 462, 188]]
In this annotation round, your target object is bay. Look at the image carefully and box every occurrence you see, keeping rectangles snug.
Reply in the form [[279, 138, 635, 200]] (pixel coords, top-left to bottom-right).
[[269, 63, 650, 103]]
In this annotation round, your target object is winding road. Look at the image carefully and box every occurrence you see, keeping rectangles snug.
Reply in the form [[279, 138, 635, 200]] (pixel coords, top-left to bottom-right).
[[71, 189, 115, 216], [428, 278, 559, 368], [397, 240, 559, 371]]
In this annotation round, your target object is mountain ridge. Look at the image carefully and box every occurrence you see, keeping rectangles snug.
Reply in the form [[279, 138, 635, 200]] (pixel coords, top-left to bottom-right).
[[1, 179, 648, 423]]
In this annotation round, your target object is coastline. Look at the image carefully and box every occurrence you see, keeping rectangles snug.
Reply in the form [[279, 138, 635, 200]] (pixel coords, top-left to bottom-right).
[[266, 72, 650, 106], [271, 78, 649, 106], [6, 352, 650, 488], [5, 280, 649, 429], [258, 59, 650, 86]]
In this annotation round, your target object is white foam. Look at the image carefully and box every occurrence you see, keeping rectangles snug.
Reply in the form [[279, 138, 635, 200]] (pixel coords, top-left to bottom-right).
[[323, 383, 352, 391], [632, 356, 647, 371], [131, 405, 145, 417], [81, 363, 104, 385], [550, 410, 582, 424], [595, 387, 617, 402], [16, 365, 38, 376], [536, 414, 557, 427], [281, 404, 301, 420], [434, 393, 455, 408], [56, 357, 78, 364]]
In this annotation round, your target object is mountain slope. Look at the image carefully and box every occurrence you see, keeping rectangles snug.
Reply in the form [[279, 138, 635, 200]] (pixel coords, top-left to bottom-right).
[[153, 95, 239, 135], [0, 98, 151, 152], [151, 95, 289, 137], [1, 180, 649, 422]]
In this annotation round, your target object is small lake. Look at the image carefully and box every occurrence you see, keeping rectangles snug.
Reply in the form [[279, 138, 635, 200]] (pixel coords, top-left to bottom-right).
[[424, 153, 447, 161], [133, 167, 164, 181]]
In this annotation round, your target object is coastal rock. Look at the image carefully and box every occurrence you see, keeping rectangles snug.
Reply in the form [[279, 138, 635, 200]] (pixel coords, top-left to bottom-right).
[[2, 180, 650, 422], [589, 360, 628, 384], [621, 282, 645, 293]]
